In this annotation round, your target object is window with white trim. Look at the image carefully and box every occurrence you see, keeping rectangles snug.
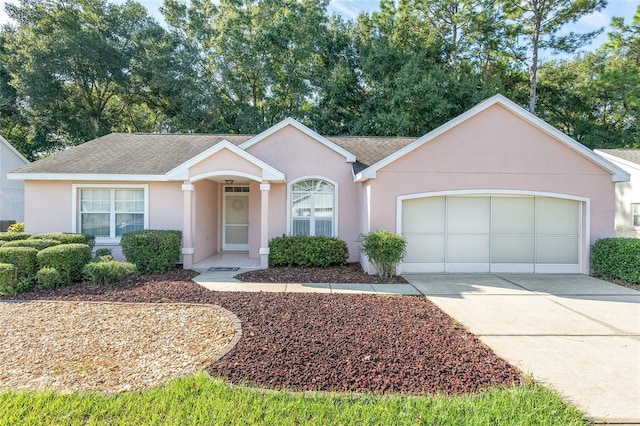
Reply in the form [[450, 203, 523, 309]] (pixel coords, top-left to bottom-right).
[[633, 203, 640, 227], [291, 179, 335, 236], [79, 188, 145, 238]]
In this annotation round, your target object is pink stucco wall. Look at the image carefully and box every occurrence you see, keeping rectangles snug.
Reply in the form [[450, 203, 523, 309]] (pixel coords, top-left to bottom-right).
[[193, 179, 219, 263], [148, 182, 183, 230], [23, 180, 184, 261], [189, 148, 263, 179], [23, 181, 72, 234], [362, 104, 616, 271], [246, 126, 361, 260]]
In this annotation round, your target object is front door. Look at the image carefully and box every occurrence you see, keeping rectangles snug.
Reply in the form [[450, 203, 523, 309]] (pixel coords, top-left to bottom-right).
[[223, 186, 249, 251]]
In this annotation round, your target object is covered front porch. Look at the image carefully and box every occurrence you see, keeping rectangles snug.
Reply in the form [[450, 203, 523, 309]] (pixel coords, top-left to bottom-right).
[[167, 140, 286, 270]]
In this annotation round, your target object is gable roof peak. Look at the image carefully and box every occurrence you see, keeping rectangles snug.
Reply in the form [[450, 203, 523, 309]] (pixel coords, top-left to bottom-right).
[[240, 117, 356, 163], [166, 139, 285, 182], [355, 93, 629, 183]]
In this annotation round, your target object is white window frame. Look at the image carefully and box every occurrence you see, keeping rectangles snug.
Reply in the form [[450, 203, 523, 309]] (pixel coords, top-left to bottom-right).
[[287, 176, 338, 237], [632, 203, 640, 227], [72, 184, 149, 244]]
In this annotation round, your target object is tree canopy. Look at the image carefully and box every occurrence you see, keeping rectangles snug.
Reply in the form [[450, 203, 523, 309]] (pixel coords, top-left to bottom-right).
[[0, 0, 637, 159]]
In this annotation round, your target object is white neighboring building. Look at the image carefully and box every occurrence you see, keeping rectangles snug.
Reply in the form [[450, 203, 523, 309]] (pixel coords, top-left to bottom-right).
[[0, 135, 29, 228], [595, 149, 640, 238]]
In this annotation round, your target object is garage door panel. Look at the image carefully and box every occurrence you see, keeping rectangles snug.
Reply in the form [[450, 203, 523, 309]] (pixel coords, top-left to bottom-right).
[[446, 262, 491, 273], [401, 195, 582, 274], [491, 263, 535, 273], [535, 263, 581, 273], [403, 197, 445, 233], [404, 234, 445, 263], [447, 234, 490, 263], [491, 235, 534, 263], [447, 197, 490, 234], [492, 197, 534, 234], [536, 198, 579, 235], [536, 236, 580, 264]]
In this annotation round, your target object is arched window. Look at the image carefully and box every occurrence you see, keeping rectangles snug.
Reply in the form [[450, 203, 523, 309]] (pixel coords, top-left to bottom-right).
[[290, 179, 335, 236]]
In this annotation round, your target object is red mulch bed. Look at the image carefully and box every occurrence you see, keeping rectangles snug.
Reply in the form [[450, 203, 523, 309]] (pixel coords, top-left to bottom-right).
[[235, 263, 408, 284], [8, 269, 522, 395]]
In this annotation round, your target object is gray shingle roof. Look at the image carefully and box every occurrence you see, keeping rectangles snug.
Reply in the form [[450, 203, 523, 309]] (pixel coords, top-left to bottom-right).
[[10, 132, 416, 176], [12, 133, 253, 175], [328, 136, 415, 168], [598, 149, 640, 166]]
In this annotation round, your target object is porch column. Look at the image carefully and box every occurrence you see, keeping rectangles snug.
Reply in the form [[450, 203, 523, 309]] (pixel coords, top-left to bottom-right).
[[182, 183, 195, 269], [259, 182, 270, 269]]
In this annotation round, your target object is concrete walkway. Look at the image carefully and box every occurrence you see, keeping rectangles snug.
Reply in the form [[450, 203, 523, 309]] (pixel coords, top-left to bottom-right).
[[404, 274, 640, 425], [193, 269, 639, 423], [192, 269, 423, 295]]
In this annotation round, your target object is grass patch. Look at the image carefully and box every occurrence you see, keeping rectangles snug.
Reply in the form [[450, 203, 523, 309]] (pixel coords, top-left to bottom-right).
[[0, 373, 587, 425]]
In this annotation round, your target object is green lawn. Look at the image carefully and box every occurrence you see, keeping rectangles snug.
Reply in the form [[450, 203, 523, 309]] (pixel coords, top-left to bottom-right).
[[0, 373, 588, 425]]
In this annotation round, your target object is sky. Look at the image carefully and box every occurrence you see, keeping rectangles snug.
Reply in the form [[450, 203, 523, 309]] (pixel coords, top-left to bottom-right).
[[1, 0, 638, 55]]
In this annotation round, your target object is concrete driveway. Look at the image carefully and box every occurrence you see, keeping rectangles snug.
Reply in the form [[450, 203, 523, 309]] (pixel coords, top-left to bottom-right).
[[404, 274, 640, 425]]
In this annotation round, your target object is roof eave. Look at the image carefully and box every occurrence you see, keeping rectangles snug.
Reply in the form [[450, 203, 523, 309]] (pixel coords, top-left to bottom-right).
[[354, 169, 376, 182], [7, 173, 168, 182], [594, 150, 640, 175]]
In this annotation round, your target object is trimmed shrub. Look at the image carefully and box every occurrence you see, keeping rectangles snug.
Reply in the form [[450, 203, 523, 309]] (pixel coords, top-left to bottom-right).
[[358, 230, 407, 277], [94, 248, 112, 257], [0, 263, 17, 295], [268, 235, 348, 267], [2, 239, 61, 251], [0, 232, 32, 242], [37, 244, 92, 285], [121, 230, 181, 274], [0, 246, 38, 279], [93, 254, 114, 263], [35, 267, 66, 290], [83, 260, 137, 286], [591, 238, 640, 283], [7, 222, 24, 233], [30, 233, 95, 249]]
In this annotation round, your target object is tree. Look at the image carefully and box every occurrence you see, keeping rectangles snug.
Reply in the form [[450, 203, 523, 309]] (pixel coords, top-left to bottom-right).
[[537, 6, 640, 148], [2, 0, 172, 154], [0, 35, 27, 156], [162, 0, 335, 133], [305, 16, 364, 135], [351, 1, 505, 137], [405, 0, 508, 73], [504, 0, 606, 113], [601, 5, 639, 146]]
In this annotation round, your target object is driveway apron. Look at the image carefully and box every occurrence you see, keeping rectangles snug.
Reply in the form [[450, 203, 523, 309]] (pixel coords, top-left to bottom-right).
[[404, 274, 640, 424]]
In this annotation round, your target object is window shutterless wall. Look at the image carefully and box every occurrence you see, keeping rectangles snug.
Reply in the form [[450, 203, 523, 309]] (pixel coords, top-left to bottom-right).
[[71, 184, 149, 245], [286, 176, 339, 238]]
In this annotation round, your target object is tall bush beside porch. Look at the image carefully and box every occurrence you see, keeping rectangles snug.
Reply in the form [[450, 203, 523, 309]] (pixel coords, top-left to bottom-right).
[[121, 230, 182, 274], [358, 230, 407, 278], [268, 235, 348, 267]]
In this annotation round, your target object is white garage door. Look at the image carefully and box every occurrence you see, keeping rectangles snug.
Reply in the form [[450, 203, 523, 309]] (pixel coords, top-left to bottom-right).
[[401, 196, 581, 273]]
